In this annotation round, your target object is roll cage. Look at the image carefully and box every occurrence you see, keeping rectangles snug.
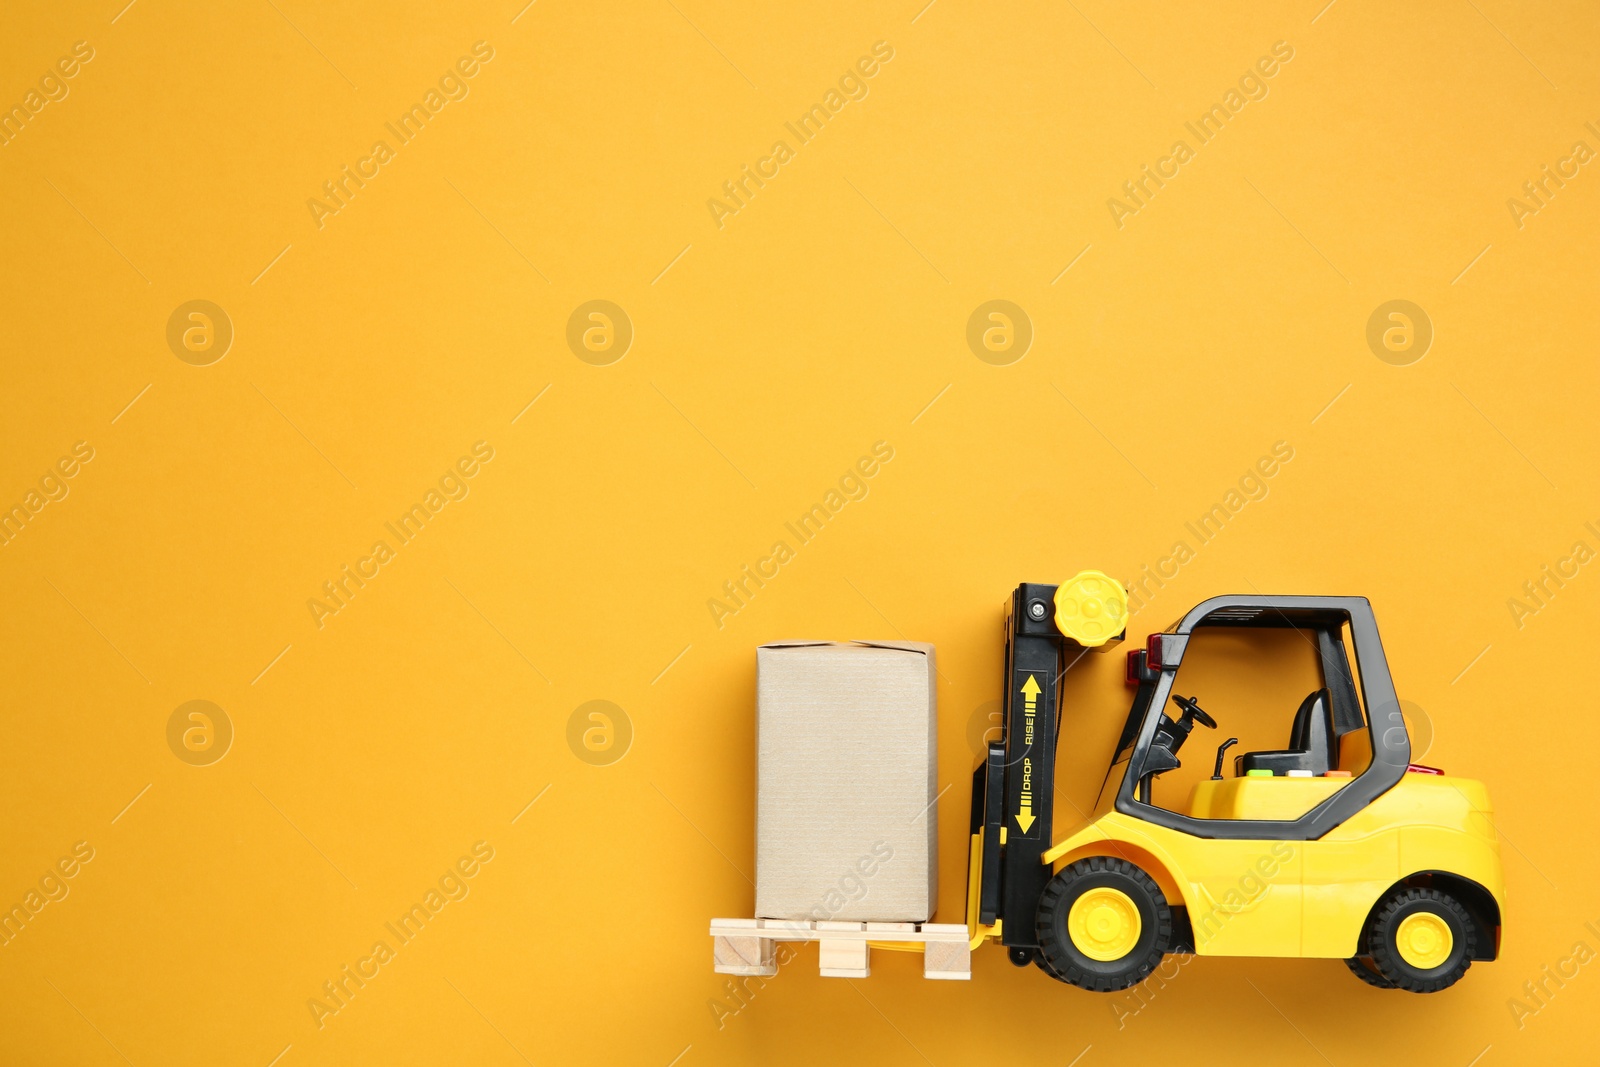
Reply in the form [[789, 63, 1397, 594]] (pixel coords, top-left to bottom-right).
[[1111, 595, 1411, 840]]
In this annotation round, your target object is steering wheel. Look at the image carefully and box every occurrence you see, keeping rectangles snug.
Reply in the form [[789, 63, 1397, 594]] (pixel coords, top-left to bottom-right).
[[1172, 694, 1218, 730]]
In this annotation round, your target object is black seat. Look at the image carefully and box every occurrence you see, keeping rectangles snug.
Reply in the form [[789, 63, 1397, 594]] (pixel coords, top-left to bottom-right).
[[1235, 688, 1335, 776]]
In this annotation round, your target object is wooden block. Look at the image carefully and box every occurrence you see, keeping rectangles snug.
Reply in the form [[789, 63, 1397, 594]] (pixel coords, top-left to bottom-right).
[[713, 934, 776, 976], [817, 921, 867, 977], [756, 641, 938, 923], [818, 938, 870, 977], [923, 938, 970, 980]]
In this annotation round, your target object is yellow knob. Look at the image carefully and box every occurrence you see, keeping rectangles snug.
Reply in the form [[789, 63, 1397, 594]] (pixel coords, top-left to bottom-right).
[[1054, 570, 1129, 647]]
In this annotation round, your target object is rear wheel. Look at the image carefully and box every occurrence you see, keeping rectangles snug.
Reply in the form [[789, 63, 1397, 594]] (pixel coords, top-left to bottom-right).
[[1036, 857, 1171, 991], [1366, 887, 1475, 993], [1343, 955, 1396, 988]]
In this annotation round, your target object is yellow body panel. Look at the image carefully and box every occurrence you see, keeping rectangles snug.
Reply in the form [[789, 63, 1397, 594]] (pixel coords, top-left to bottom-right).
[[1041, 773, 1504, 959], [1186, 776, 1351, 821]]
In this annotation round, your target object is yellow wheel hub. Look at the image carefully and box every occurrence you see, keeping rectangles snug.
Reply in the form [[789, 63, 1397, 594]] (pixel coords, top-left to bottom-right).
[[1396, 912, 1453, 970], [1054, 570, 1128, 647], [1068, 887, 1142, 961]]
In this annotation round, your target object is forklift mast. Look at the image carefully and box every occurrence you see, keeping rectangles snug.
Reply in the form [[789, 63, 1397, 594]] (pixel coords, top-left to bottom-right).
[[969, 578, 1128, 961], [970, 583, 1067, 960], [1001, 581, 1069, 956]]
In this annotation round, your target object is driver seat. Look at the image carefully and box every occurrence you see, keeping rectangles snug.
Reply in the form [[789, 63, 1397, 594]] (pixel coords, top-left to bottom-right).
[[1235, 688, 1335, 776]]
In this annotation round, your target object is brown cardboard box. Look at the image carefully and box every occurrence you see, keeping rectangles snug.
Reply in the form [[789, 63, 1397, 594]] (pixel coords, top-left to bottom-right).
[[755, 640, 937, 922]]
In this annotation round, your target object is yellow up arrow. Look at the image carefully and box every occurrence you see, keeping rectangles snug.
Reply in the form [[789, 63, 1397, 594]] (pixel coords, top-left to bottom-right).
[[1016, 679, 1040, 834]]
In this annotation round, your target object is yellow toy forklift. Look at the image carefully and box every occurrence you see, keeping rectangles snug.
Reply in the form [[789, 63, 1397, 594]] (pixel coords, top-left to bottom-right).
[[968, 572, 1504, 993]]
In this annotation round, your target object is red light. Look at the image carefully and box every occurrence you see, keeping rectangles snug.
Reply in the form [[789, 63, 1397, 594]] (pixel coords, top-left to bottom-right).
[[1125, 650, 1142, 686], [1406, 764, 1444, 775], [1146, 633, 1163, 670]]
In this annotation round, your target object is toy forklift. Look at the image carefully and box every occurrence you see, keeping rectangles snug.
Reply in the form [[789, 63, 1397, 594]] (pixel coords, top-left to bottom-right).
[[968, 571, 1504, 993]]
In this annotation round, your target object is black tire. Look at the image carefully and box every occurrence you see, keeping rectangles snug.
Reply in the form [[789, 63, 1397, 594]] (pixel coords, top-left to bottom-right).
[[1366, 887, 1475, 993], [1036, 856, 1172, 991], [1343, 955, 1396, 989], [1034, 950, 1067, 982]]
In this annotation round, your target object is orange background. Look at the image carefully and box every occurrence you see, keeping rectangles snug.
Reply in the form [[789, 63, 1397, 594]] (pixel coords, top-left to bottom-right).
[[1, 1, 1597, 1064]]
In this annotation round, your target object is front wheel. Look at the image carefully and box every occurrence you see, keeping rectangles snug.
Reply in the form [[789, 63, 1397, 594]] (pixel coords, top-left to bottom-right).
[[1035, 856, 1171, 991]]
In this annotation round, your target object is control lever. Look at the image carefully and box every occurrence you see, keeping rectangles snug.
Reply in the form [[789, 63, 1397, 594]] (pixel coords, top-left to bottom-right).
[[1211, 737, 1239, 780]]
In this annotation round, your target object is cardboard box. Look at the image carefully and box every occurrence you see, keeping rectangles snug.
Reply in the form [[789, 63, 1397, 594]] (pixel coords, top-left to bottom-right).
[[755, 640, 937, 923]]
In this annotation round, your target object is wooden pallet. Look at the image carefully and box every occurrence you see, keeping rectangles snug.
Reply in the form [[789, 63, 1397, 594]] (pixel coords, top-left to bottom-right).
[[710, 918, 971, 980]]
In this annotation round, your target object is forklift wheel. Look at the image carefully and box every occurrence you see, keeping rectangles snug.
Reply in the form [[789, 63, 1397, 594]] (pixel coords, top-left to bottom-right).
[[1036, 857, 1171, 991], [1342, 956, 1396, 989], [1034, 951, 1068, 982], [1365, 887, 1476, 993]]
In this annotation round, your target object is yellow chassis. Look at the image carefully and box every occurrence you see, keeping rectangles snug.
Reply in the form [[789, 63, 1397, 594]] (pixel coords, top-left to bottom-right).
[[969, 771, 1504, 959]]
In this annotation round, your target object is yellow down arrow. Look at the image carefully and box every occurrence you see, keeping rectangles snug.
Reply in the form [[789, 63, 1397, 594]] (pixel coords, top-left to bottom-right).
[[1016, 676, 1040, 833]]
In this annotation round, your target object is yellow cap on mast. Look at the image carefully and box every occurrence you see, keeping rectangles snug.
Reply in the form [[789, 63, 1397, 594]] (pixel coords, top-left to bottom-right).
[[1053, 570, 1129, 648]]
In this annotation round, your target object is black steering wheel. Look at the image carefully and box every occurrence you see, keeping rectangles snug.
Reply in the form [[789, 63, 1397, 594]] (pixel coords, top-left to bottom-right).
[[1172, 694, 1218, 730]]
